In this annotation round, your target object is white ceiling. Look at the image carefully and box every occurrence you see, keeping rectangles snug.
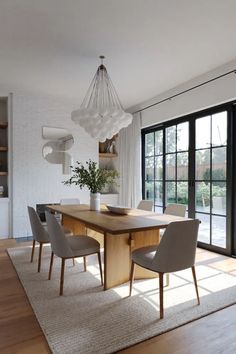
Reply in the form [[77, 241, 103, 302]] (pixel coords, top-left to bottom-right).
[[0, 0, 236, 108]]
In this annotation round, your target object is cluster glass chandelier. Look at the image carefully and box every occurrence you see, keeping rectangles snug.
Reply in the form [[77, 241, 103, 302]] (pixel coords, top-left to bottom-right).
[[71, 56, 133, 142]]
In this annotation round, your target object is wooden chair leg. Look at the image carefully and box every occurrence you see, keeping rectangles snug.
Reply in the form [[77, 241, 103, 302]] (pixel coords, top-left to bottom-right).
[[191, 266, 200, 305], [30, 239, 36, 262], [159, 272, 164, 319], [129, 261, 135, 296], [97, 252, 103, 286], [48, 251, 54, 280], [83, 256, 87, 272], [60, 258, 66, 296], [37, 243, 43, 273]]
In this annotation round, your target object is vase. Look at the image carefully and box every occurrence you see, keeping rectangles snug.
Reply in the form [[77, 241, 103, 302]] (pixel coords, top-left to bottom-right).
[[90, 192, 100, 211]]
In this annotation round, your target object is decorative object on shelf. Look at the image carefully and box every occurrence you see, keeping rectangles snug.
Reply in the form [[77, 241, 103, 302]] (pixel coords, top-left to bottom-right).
[[0, 186, 4, 198], [71, 56, 133, 142], [63, 160, 119, 211]]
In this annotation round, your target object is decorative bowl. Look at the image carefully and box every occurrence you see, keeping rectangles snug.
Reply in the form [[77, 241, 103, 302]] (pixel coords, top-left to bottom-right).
[[106, 205, 132, 215]]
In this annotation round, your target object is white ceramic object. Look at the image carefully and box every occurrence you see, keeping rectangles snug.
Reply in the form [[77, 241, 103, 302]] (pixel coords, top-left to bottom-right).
[[106, 205, 132, 215], [90, 193, 100, 211]]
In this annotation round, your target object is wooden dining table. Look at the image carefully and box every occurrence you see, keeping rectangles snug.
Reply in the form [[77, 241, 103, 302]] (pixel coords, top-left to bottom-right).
[[47, 204, 188, 290]]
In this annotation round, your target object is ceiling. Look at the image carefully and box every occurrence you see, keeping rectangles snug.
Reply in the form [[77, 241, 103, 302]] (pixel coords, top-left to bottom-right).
[[0, 0, 236, 109]]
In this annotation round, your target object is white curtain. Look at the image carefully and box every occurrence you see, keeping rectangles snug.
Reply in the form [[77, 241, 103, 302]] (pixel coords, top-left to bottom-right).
[[118, 112, 142, 207]]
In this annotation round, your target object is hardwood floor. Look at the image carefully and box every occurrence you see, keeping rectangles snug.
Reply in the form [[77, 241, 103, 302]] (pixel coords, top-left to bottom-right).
[[1, 239, 236, 354]]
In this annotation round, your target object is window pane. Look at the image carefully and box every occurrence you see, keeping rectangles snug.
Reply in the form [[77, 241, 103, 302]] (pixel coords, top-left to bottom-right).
[[145, 182, 154, 200], [195, 182, 210, 213], [212, 216, 226, 248], [155, 156, 163, 180], [212, 182, 226, 215], [155, 182, 163, 206], [177, 182, 188, 206], [196, 116, 211, 149], [177, 152, 188, 180], [177, 122, 189, 151], [196, 213, 210, 244], [166, 182, 176, 204], [155, 130, 163, 155], [154, 206, 163, 214], [145, 157, 154, 180], [212, 147, 226, 180], [166, 126, 176, 153], [195, 149, 210, 180], [212, 111, 227, 146], [166, 154, 176, 180], [145, 133, 154, 156]]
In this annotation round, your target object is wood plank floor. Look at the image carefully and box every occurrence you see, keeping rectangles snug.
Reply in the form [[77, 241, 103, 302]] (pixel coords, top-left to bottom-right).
[[1, 239, 236, 354]]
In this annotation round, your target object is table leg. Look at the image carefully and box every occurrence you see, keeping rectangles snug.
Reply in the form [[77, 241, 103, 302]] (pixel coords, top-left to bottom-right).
[[104, 232, 130, 290]]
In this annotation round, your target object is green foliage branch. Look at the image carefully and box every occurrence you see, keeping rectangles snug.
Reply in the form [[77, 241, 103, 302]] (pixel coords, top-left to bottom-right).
[[64, 160, 119, 194]]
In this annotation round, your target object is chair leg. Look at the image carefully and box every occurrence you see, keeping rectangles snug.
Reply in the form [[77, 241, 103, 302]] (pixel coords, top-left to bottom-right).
[[60, 258, 66, 296], [37, 243, 43, 273], [72, 258, 75, 266], [97, 252, 103, 286], [191, 266, 200, 305], [48, 252, 54, 280], [30, 239, 36, 262], [159, 272, 164, 319], [83, 256, 87, 272], [129, 261, 135, 296]]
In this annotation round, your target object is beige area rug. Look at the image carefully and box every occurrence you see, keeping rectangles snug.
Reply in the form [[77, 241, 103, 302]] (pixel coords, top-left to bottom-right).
[[7, 246, 236, 354]]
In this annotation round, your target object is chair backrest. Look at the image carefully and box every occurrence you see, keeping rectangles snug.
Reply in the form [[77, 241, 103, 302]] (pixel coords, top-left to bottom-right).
[[164, 203, 186, 217], [152, 219, 200, 273], [137, 200, 153, 211], [60, 198, 80, 205], [27, 206, 49, 243], [45, 211, 73, 258]]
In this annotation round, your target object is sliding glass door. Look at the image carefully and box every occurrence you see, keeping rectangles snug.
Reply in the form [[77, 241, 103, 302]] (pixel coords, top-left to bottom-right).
[[142, 103, 232, 255], [194, 111, 228, 250]]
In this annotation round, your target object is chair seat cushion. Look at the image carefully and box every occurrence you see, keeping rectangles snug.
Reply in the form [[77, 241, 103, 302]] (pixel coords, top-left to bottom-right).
[[67, 235, 100, 257], [132, 245, 157, 270]]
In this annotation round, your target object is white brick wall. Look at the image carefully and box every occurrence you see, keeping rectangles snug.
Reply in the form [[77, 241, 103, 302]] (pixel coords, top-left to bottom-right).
[[11, 92, 98, 238]]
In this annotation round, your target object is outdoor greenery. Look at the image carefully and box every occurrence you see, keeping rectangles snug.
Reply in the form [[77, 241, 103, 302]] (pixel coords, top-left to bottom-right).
[[64, 160, 119, 194]]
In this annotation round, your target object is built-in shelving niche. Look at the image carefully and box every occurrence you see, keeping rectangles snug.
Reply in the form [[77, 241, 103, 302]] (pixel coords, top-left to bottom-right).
[[0, 97, 8, 197]]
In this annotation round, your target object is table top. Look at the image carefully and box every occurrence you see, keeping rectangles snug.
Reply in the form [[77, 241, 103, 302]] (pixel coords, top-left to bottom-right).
[[47, 204, 189, 235]]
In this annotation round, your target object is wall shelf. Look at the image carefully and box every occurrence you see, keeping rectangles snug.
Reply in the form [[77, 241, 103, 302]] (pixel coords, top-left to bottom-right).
[[0, 122, 8, 129], [0, 147, 8, 151], [99, 153, 117, 158], [0, 172, 7, 176]]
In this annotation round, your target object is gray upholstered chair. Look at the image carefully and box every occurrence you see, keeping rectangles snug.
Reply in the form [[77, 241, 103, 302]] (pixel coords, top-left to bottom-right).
[[28, 206, 72, 272], [45, 211, 103, 295], [129, 219, 200, 319], [28, 206, 51, 273], [137, 200, 153, 211], [164, 203, 186, 217]]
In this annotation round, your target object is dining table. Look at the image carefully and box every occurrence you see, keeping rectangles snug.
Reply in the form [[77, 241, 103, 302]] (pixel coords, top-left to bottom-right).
[[47, 204, 188, 290]]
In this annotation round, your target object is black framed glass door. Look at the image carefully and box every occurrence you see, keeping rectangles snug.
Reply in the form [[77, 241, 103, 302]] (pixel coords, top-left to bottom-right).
[[142, 103, 233, 255], [194, 111, 228, 251]]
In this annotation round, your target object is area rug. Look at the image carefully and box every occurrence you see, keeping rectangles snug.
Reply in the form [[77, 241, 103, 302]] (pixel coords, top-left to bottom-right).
[[7, 246, 236, 354]]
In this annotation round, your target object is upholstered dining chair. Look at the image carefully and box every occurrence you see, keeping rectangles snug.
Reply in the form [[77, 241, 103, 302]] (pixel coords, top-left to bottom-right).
[[129, 219, 200, 319], [164, 203, 186, 217], [28, 206, 72, 272], [28, 206, 51, 273], [137, 200, 154, 211], [45, 211, 103, 295]]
